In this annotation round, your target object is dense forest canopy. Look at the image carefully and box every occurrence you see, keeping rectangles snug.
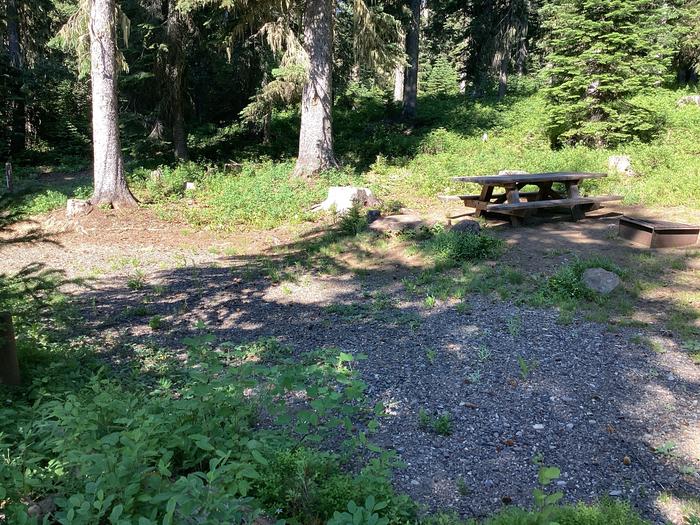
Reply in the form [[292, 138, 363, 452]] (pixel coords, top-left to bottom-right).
[[1, 0, 698, 190]]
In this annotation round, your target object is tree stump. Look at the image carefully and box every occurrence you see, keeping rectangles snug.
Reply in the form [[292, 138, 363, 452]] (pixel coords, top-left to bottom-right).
[[0, 312, 20, 386]]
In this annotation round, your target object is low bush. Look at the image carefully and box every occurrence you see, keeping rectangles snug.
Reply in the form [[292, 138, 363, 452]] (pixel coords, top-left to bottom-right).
[[420, 227, 505, 268], [338, 204, 369, 236]]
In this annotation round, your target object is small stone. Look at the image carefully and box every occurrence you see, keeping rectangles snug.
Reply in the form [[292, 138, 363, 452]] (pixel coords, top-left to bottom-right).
[[609, 490, 623, 497], [623, 456, 631, 465], [369, 213, 428, 233], [410, 479, 420, 486], [582, 268, 621, 294], [533, 424, 545, 430], [450, 219, 481, 235], [483, 479, 494, 487], [566, 423, 574, 430]]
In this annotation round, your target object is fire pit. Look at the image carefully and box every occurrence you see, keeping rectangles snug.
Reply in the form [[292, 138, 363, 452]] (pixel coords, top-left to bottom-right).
[[618, 216, 700, 248]]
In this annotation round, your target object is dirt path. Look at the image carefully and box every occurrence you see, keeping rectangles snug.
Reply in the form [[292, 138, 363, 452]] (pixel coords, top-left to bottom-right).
[[2, 207, 699, 524]]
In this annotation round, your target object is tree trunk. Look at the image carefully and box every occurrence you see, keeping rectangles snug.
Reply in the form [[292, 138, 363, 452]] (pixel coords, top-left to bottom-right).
[[515, 0, 529, 75], [0, 312, 20, 386], [498, 54, 508, 99], [89, 0, 137, 208], [393, 64, 404, 102], [293, 0, 337, 177], [164, 0, 188, 161], [7, 0, 25, 158], [402, 0, 420, 120]]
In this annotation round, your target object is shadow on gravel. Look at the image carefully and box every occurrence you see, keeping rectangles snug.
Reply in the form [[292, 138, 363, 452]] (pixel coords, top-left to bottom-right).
[[33, 224, 700, 524]]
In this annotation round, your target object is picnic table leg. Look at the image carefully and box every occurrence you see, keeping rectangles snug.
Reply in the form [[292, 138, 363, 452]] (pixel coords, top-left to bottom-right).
[[474, 184, 494, 218], [536, 182, 552, 202], [505, 184, 523, 227], [565, 180, 585, 221]]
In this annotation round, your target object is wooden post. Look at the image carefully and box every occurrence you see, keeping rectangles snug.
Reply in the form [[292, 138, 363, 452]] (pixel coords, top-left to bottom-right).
[[4, 162, 12, 193], [0, 312, 21, 386]]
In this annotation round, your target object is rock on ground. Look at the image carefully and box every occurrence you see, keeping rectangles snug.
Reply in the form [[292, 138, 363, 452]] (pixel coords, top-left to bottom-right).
[[369, 214, 426, 233], [582, 267, 621, 294], [450, 219, 481, 235]]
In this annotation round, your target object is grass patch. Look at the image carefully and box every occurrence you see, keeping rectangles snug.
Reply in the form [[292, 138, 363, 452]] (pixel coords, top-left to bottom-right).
[[418, 227, 505, 268], [130, 161, 361, 230]]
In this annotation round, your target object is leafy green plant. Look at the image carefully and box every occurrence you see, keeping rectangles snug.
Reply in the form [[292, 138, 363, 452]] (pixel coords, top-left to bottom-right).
[[533, 466, 564, 514], [654, 441, 677, 457], [686, 514, 700, 525], [507, 315, 522, 337], [417, 408, 453, 436], [421, 229, 505, 268], [456, 477, 469, 496], [477, 345, 492, 362], [517, 356, 537, 380], [338, 203, 369, 236], [127, 270, 146, 290], [149, 315, 163, 330], [433, 414, 453, 436], [328, 496, 389, 525]]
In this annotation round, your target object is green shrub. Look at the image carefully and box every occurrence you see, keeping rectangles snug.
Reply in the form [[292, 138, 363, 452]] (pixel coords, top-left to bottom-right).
[[423, 56, 460, 97], [0, 326, 409, 524], [338, 204, 369, 236], [421, 228, 505, 268]]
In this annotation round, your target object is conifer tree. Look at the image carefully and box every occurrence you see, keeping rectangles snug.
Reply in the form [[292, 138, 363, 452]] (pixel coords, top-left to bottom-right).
[[540, 0, 675, 147], [423, 55, 459, 95]]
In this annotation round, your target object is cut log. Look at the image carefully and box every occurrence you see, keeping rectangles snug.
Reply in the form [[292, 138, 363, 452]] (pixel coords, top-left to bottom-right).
[[66, 199, 93, 218], [0, 312, 20, 386], [312, 186, 381, 214]]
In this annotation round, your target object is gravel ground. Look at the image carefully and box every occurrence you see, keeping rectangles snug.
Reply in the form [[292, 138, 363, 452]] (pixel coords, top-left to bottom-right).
[[69, 258, 700, 524], [4, 211, 699, 524]]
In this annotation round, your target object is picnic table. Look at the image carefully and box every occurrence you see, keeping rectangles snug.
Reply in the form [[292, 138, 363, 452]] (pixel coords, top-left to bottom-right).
[[440, 172, 622, 226]]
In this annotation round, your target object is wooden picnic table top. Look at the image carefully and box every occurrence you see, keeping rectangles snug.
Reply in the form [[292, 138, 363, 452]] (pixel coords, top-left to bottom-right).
[[451, 172, 606, 185]]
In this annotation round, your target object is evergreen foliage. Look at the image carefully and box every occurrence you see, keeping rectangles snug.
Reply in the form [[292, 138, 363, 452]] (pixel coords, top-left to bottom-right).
[[539, 0, 676, 147], [423, 56, 460, 96]]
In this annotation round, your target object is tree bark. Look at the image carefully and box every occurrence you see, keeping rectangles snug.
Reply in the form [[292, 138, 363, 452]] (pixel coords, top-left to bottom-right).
[[401, 0, 420, 120], [89, 0, 137, 208], [393, 63, 404, 102], [163, 0, 188, 161], [0, 312, 20, 386], [6, 0, 25, 158], [498, 54, 508, 99], [293, 0, 337, 177]]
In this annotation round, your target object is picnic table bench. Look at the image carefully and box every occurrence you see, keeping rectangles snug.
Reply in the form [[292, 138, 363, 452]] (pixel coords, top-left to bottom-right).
[[440, 172, 622, 226]]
